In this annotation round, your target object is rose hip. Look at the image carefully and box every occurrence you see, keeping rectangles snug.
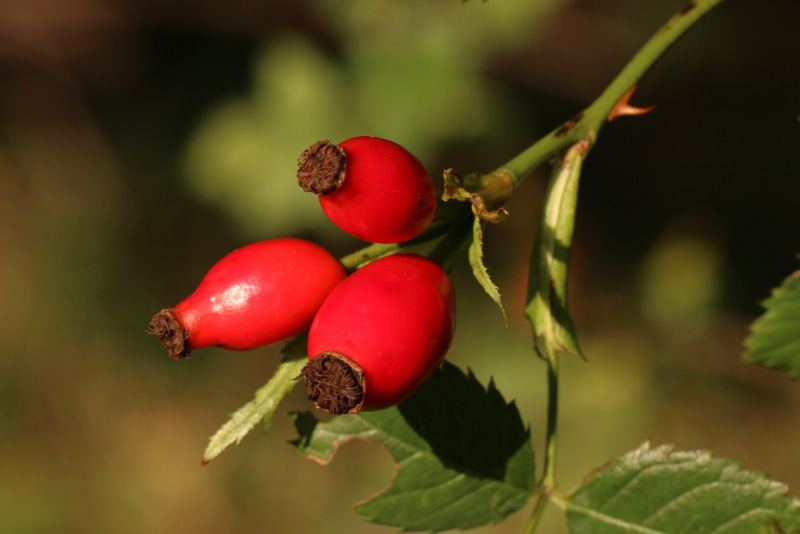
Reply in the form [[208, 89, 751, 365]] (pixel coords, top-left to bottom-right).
[[299, 253, 456, 414], [149, 238, 346, 359], [297, 136, 438, 244]]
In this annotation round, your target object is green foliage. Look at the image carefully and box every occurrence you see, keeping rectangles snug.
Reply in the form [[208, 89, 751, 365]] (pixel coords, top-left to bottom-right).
[[202, 334, 307, 464], [743, 267, 800, 377], [565, 442, 800, 533], [291, 361, 535, 531]]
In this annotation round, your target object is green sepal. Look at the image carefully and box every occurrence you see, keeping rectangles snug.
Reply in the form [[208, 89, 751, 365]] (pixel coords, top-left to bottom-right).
[[468, 216, 508, 325], [524, 140, 588, 360], [201, 333, 307, 464]]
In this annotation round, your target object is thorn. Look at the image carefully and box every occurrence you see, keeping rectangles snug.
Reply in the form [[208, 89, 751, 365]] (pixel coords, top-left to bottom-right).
[[608, 85, 655, 122]]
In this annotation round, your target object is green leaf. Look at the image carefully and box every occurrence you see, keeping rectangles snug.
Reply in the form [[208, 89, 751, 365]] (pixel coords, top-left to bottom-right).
[[743, 267, 800, 378], [565, 442, 800, 534], [525, 140, 588, 360], [291, 361, 535, 531], [468, 216, 508, 324], [202, 334, 307, 464]]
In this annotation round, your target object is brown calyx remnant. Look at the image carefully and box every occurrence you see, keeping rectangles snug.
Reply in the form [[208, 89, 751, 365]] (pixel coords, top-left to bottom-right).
[[148, 309, 191, 360], [297, 140, 347, 195], [442, 168, 512, 223], [298, 351, 366, 415]]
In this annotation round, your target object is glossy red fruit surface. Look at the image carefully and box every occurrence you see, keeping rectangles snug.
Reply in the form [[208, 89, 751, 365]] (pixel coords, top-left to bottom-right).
[[298, 136, 437, 244], [301, 253, 456, 414], [149, 238, 346, 359]]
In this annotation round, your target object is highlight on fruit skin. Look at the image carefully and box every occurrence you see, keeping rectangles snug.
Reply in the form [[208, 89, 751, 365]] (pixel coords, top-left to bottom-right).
[[299, 252, 456, 414], [149, 238, 347, 360], [297, 136, 438, 244]]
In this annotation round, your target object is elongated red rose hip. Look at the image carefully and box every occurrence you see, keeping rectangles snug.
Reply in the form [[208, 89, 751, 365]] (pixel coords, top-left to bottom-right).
[[297, 136, 438, 244], [299, 253, 456, 414], [149, 238, 346, 359]]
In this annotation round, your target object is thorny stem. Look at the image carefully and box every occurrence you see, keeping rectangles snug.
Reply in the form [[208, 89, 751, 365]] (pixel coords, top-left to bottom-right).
[[348, 0, 726, 263], [498, 0, 727, 190], [518, 3, 727, 532]]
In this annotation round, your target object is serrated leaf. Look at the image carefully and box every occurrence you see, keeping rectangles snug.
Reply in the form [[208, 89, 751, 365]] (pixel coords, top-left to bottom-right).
[[290, 361, 535, 531], [525, 141, 588, 360], [565, 442, 800, 534], [468, 216, 508, 324], [202, 334, 307, 464], [743, 267, 800, 378]]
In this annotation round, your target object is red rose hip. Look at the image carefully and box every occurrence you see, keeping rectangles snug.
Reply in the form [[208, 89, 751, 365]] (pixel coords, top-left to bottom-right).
[[149, 238, 346, 359], [299, 253, 456, 414], [297, 136, 437, 244]]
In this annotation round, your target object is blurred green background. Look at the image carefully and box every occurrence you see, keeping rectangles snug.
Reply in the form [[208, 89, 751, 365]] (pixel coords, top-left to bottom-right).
[[1, 0, 799, 532]]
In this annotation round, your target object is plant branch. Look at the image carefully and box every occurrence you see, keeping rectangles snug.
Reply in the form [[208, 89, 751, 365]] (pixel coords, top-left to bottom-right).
[[499, 0, 727, 190], [523, 139, 588, 534], [339, 242, 400, 271], [524, 349, 559, 534], [338, 202, 472, 270], [518, 3, 727, 532]]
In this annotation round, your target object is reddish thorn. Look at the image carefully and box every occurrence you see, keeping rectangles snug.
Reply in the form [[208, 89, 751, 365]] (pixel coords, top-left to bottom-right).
[[608, 85, 655, 122]]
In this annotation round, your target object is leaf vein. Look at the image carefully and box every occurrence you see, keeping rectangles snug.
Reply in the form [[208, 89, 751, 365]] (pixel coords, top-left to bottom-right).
[[567, 501, 666, 533], [710, 507, 781, 534]]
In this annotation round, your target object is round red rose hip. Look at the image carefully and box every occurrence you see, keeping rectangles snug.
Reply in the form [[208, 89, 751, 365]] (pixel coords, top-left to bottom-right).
[[297, 136, 438, 244], [299, 253, 456, 414]]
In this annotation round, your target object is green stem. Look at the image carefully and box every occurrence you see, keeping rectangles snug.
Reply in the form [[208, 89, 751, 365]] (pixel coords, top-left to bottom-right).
[[339, 242, 400, 271], [338, 203, 472, 271], [524, 351, 559, 534], [500, 0, 727, 189], [427, 210, 475, 273], [518, 3, 727, 533], [523, 139, 588, 534]]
